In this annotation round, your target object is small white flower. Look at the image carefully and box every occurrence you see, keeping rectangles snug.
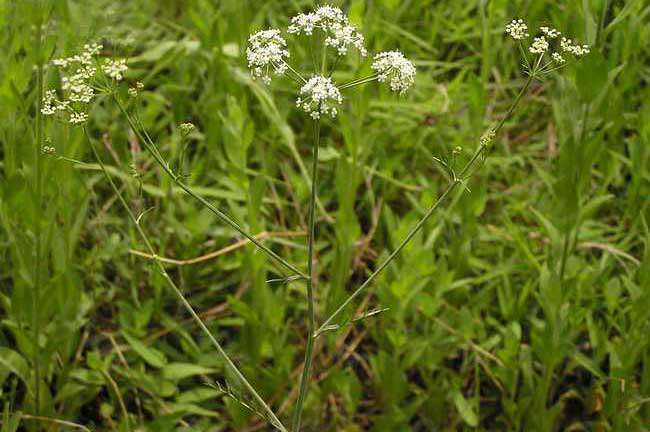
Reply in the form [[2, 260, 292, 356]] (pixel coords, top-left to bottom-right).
[[288, 6, 367, 56], [551, 52, 565, 64], [296, 75, 342, 119], [540, 26, 561, 39], [41, 90, 59, 115], [62, 70, 95, 103], [128, 81, 144, 97], [246, 29, 290, 84], [69, 111, 88, 125], [371, 51, 416, 94], [102, 59, 128, 81], [529, 36, 549, 54], [52, 43, 103, 68], [560, 37, 590, 56], [505, 19, 529, 40], [325, 22, 366, 56]]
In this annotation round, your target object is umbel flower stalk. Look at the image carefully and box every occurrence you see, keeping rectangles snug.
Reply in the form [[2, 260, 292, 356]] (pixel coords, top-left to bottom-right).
[[245, 6, 415, 431], [316, 19, 590, 336]]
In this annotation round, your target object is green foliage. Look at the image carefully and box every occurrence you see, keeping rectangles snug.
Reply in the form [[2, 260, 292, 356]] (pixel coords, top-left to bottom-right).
[[1, 0, 649, 430]]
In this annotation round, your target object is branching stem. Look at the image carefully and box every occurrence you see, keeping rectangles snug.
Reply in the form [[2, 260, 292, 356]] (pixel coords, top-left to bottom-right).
[[316, 67, 537, 337], [83, 128, 288, 432], [112, 96, 308, 281]]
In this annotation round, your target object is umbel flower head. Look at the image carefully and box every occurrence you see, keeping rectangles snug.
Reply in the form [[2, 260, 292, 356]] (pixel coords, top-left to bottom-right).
[[42, 43, 129, 125], [246, 29, 290, 84], [371, 51, 416, 94], [246, 6, 416, 119], [288, 5, 367, 56], [297, 76, 342, 119], [505, 19, 590, 76]]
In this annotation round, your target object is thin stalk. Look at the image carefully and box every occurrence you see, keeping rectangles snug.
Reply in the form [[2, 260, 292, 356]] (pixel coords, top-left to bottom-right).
[[291, 120, 320, 431], [83, 128, 288, 432], [315, 183, 458, 337], [278, 60, 306, 85], [338, 74, 379, 90], [316, 69, 537, 337], [113, 96, 308, 280], [32, 2, 44, 414]]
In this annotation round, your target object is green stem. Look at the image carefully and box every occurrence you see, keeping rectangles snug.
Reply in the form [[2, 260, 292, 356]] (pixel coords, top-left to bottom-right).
[[316, 70, 536, 337], [338, 74, 379, 90], [83, 128, 287, 432], [113, 96, 308, 280], [291, 120, 320, 431]]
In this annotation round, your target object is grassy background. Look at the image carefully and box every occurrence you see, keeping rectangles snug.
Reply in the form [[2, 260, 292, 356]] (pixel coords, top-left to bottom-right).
[[1, 0, 649, 430]]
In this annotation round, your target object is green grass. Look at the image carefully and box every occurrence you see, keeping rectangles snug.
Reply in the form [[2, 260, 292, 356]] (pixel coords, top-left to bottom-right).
[[1, 0, 649, 430]]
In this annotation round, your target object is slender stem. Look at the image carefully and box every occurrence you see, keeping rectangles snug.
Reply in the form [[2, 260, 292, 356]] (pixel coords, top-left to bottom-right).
[[278, 60, 306, 85], [315, 183, 458, 336], [32, 2, 44, 414], [113, 96, 308, 280], [316, 69, 536, 337], [291, 120, 320, 431], [83, 128, 288, 432], [338, 74, 379, 90]]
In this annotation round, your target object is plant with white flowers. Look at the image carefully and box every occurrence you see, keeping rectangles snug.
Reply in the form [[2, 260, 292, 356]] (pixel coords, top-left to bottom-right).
[[41, 43, 130, 125], [248, 5, 415, 117], [505, 18, 590, 76], [244, 6, 417, 431], [40, 7, 599, 432]]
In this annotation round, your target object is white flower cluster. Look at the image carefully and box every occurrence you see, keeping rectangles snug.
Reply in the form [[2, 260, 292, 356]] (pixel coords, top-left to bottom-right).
[[246, 7, 415, 118], [102, 59, 128, 81], [288, 6, 367, 56], [42, 43, 104, 124], [128, 81, 144, 97], [43, 43, 130, 125], [69, 112, 89, 124], [540, 26, 561, 38], [246, 29, 290, 84], [371, 51, 416, 94], [529, 36, 549, 54], [505, 19, 590, 71], [296, 76, 342, 119], [560, 37, 590, 56], [552, 52, 565, 64], [505, 19, 529, 40], [41, 90, 67, 115], [51, 43, 102, 68]]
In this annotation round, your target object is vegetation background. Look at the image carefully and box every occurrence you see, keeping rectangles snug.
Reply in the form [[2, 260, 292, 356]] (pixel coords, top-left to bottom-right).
[[1, 0, 649, 430]]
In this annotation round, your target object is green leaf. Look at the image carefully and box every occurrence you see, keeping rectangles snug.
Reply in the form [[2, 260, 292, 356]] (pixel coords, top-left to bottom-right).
[[161, 363, 215, 381], [122, 332, 167, 368], [0, 348, 31, 393], [576, 52, 608, 102], [452, 390, 478, 427]]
